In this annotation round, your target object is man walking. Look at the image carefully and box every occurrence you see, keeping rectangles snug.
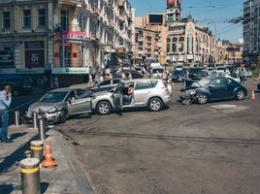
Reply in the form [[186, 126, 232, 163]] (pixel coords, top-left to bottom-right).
[[0, 85, 12, 143]]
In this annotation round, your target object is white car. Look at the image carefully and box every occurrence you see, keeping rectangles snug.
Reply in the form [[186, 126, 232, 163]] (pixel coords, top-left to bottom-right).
[[150, 67, 166, 79], [91, 79, 172, 115]]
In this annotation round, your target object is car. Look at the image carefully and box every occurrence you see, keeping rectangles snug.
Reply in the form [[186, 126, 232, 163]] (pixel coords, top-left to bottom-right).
[[172, 69, 185, 82], [24, 88, 92, 124], [112, 69, 143, 79], [91, 78, 172, 115], [189, 67, 208, 80], [0, 81, 33, 96], [215, 66, 231, 76], [150, 67, 166, 79], [257, 82, 260, 90], [206, 67, 215, 75], [134, 66, 146, 75], [90, 78, 124, 93], [174, 65, 183, 71], [179, 74, 247, 104], [149, 63, 161, 69]]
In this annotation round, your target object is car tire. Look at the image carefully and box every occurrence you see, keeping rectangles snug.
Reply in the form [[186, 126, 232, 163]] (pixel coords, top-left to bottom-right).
[[235, 90, 246, 100], [197, 94, 208, 104], [148, 98, 163, 111], [96, 101, 112, 115]]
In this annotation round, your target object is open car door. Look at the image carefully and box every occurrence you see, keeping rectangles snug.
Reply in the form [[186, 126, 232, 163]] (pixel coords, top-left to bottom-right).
[[112, 84, 123, 110]]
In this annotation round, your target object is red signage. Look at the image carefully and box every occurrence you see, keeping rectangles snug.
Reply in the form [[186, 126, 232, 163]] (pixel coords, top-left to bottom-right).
[[167, 0, 175, 6], [25, 41, 44, 68], [62, 31, 90, 40]]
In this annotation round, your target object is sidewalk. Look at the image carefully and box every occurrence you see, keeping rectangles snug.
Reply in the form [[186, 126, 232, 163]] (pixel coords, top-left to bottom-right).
[[0, 124, 94, 194]]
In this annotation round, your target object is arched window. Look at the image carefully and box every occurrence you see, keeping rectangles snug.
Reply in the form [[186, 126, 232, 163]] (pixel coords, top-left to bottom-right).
[[172, 37, 177, 42]]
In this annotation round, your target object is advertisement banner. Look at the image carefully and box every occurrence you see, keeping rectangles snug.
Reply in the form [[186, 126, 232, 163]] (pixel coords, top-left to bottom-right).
[[25, 41, 45, 68], [0, 51, 14, 67]]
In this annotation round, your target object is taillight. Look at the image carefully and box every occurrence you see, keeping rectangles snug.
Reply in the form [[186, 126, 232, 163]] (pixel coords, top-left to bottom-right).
[[162, 87, 169, 92]]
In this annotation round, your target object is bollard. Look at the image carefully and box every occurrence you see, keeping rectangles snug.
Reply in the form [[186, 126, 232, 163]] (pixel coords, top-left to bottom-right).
[[20, 158, 41, 194], [30, 140, 44, 162], [38, 119, 45, 141], [33, 112, 38, 130], [15, 111, 20, 126]]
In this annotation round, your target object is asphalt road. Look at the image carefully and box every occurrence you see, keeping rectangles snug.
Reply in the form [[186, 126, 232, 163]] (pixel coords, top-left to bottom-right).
[[51, 78, 260, 194]]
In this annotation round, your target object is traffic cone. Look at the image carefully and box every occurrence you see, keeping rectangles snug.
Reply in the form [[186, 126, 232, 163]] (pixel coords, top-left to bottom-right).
[[251, 90, 256, 100], [42, 140, 57, 168]]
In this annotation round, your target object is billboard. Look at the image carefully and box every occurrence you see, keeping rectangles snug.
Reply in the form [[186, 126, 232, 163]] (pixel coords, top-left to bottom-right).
[[0, 51, 14, 67], [149, 14, 163, 24], [25, 41, 45, 68]]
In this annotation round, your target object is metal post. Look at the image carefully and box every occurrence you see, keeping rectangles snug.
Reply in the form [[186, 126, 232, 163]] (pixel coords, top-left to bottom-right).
[[38, 119, 45, 141], [15, 111, 20, 126], [20, 158, 41, 194], [30, 140, 44, 162], [33, 112, 38, 130]]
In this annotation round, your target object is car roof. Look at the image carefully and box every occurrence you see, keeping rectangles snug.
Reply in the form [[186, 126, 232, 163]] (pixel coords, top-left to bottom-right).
[[49, 87, 83, 92]]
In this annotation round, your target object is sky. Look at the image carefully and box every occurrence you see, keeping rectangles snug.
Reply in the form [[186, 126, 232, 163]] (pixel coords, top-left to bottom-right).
[[128, 0, 245, 43]]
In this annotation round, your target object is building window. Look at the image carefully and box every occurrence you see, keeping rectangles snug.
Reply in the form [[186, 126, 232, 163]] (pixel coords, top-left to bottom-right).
[[23, 10, 31, 27], [172, 37, 177, 42], [38, 9, 46, 27], [61, 10, 69, 30], [3, 11, 10, 29]]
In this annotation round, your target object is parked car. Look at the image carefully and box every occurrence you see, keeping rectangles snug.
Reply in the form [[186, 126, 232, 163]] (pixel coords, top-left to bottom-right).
[[24, 88, 92, 124], [0, 81, 32, 96], [190, 67, 208, 80], [172, 70, 185, 82], [257, 82, 260, 90], [179, 74, 247, 104], [90, 78, 124, 93], [91, 78, 172, 115], [150, 67, 166, 79]]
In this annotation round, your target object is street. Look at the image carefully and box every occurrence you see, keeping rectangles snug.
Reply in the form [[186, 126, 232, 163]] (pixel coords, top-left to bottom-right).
[[40, 78, 260, 194]]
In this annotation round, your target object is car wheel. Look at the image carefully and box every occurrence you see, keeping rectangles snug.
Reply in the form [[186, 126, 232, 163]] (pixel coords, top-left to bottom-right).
[[148, 98, 163, 111], [96, 101, 112, 115], [60, 110, 68, 123], [235, 90, 245, 100], [197, 94, 208, 104]]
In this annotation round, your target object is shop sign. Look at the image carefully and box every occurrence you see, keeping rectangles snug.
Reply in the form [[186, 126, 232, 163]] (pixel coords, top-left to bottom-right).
[[52, 67, 89, 74], [0, 51, 14, 67], [63, 31, 90, 41], [15, 68, 44, 74], [25, 41, 45, 68]]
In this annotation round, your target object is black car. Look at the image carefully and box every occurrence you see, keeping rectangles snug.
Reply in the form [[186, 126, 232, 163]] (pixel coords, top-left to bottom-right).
[[180, 75, 247, 104], [172, 69, 185, 82], [257, 82, 260, 90], [0, 81, 33, 96], [90, 78, 124, 93], [190, 67, 208, 80]]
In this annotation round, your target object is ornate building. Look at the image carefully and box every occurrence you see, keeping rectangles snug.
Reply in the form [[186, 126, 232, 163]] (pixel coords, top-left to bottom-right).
[[166, 0, 215, 65], [0, 0, 134, 86]]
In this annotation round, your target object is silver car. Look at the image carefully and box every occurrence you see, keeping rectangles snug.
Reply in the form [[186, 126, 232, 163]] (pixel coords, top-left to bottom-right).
[[24, 88, 92, 124], [91, 78, 172, 115]]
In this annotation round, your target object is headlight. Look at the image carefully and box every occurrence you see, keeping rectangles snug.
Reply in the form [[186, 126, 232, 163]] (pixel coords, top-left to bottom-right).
[[47, 104, 61, 113]]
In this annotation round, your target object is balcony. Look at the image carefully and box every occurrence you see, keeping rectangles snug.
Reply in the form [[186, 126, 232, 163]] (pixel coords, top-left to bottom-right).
[[57, 0, 82, 6], [89, 6, 99, 17]]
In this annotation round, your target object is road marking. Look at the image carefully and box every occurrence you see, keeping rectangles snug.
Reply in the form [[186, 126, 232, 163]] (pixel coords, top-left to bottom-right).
[[210, 104, 248, 113]]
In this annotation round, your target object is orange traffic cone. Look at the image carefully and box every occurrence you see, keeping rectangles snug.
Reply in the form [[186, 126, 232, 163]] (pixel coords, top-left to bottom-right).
[[251, 90, 256, 100], [42, 140, 57, 168]]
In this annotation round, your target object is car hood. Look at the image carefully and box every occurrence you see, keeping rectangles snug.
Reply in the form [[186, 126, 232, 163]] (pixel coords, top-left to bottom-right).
[[29, 101, 62, 112], [93, 90, 112, 97]]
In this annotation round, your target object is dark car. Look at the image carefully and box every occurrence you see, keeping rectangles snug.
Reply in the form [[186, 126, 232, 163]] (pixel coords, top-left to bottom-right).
[[257, 82, 260, 90], [113, 70, 143, 79], [190, 67, 208, 80], [90, 78, 124, 93], [180, 75, 247, 104], [0, 81, 33, 96], [172, 70, 185, 82]]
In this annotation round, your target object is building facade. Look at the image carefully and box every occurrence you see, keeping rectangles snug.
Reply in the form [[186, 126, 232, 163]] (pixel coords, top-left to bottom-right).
[[0, 0, 134, 86], [243, 0, 260, 65]]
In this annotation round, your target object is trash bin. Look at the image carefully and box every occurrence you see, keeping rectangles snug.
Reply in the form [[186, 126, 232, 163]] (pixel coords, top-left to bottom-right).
[[20, 158, 41, 194]]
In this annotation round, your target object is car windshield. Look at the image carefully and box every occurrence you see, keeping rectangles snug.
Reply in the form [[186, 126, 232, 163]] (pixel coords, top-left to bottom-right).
[[152, 68, 164, 73], [40, 91, 68, 102]]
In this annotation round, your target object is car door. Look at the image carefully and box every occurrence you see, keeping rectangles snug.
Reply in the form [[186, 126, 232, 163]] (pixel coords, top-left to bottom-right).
[[208, 77, 229, 99], [111, 83, 123, 110], [67, 89, 92, 115], [134, 80, 153, 106]]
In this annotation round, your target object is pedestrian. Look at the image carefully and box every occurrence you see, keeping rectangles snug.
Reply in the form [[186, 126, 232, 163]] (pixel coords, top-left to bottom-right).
[[88, 74, 93, 87], [0, 85, 12, 143], [99, 74, 104, 83], [94, 74, 99, 85], [54, 76, 59, 88]]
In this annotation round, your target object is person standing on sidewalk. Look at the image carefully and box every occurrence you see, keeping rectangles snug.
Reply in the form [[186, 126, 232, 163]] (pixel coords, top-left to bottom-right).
[[0, 85, 12, 143]]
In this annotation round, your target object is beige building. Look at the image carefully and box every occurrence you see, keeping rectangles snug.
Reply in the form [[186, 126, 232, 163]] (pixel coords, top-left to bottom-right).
[[0, 0, 134, 85]]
